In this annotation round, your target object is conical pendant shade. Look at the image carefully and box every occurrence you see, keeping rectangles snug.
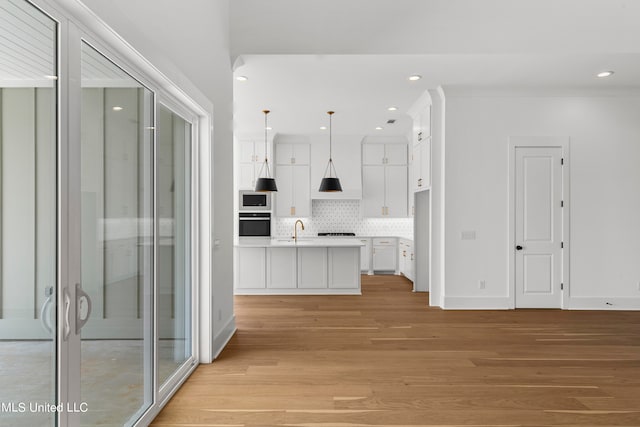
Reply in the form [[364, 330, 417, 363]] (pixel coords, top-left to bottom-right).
[[319, 111, 343, 192], [255, 177, 278, 192], [255, 109, 277, 192], [319, 176, 342, 192]]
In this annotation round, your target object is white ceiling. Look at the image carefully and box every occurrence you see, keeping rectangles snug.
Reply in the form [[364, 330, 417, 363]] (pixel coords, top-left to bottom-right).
[[231, 0, 640, 137]]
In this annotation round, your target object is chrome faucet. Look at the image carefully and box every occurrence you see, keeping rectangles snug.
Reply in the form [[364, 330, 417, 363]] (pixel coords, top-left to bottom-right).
[[293, 219, 305, 242]]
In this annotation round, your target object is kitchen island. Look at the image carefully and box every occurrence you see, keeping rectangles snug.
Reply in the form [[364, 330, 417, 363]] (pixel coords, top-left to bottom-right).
[[234, 238, 364, 295]]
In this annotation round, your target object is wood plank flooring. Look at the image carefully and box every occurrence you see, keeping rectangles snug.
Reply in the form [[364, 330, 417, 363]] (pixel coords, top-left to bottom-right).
[[151, 275, 640, 426]]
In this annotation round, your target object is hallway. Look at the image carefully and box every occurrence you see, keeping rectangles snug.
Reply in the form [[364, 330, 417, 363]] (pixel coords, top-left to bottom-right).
[[152, 275, 640, 426]]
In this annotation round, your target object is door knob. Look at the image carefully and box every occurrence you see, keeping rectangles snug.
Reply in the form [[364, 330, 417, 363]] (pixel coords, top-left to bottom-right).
[[516, 245, 523, 251]]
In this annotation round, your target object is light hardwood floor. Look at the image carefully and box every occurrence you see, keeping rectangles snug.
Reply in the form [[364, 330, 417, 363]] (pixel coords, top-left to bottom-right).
[[152, 275, 640, 426]]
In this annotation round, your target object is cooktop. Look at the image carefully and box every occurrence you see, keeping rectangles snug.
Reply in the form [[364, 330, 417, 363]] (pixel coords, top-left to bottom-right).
[[317, 232, 356, 236]]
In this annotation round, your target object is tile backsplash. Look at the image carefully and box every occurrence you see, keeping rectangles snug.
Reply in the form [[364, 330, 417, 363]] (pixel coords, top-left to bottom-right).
[[273, 200, 413, 239]]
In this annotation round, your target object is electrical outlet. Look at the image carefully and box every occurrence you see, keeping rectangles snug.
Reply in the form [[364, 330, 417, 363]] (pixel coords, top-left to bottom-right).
[[478, 280, 486, 290]]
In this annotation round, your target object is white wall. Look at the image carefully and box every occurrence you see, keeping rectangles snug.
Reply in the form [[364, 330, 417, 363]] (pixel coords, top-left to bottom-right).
[[442, 88, 640, 309], [79, 0, 236, 357]]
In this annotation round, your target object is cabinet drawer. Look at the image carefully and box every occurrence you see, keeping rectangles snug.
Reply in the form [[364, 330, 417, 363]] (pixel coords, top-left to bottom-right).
[[372, 237, 396, 246]]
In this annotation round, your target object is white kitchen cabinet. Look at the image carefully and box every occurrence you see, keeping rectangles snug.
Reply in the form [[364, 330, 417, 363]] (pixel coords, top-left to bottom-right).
[[372, 238, 397, 272], [238, 139, 271, 189], [328, 247, 360, 289], [275, 164, 310, 217], [411, 104, 431, 146], [266, 247, 297, 289], [385, 165, 408, 217], [362, 164, 408, 218], [398, 239, 415, 282], [235, 247, 266, 289], [298, 247, 328, 288], [359, 238, 372, 273], [412, 139, 431, 192], [362, 165, 386, 217], [362, 143, 407, 166], [276, 143, 310, 165]]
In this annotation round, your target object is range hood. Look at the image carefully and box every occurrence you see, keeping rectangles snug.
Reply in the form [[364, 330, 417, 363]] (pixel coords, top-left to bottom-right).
[[311, 189, 362, 200]]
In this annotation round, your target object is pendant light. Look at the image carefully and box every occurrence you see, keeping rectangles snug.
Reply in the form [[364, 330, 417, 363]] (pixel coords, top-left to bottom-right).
[[254, 109, 278, 192], [319, 111, 343, 192]]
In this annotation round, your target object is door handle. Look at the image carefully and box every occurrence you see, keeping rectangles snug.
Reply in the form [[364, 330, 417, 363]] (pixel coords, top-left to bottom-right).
[[75, 283, 93, 335], [63, 287, 71, 341], [40, 286, 54, 335], [516, 245, 523, 251]]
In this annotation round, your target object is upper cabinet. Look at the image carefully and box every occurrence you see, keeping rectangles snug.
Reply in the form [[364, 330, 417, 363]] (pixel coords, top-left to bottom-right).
[[412, 139, 430, 192], [361, 142, 408, 218], [407, 91, 432, 193], [362, 143, 407, 166], [275, 142, 311, 217], [276, 143, 310, 165], [237, 138, 271, 190], [413, 105, 431, 145]]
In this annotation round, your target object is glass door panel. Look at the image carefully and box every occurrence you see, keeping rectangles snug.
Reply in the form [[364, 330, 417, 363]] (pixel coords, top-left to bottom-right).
[[79, 42, 153, 426], [157, 105, 192, 387], [0, 0, 57, 425]]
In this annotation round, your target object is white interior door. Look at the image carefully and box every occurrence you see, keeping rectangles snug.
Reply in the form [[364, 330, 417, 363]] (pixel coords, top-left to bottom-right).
[[515, 146, 563, 308]]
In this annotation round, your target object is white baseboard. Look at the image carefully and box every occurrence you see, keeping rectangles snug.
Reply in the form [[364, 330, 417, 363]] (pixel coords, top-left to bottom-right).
[[443, 296, 511, 310], [212, 314, 236, 360], [566, 296, 640, 311], [234, 289, 361, 296]]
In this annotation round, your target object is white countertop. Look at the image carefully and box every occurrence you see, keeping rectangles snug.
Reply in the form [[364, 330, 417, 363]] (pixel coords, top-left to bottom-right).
[[236, 237, 365, 248]]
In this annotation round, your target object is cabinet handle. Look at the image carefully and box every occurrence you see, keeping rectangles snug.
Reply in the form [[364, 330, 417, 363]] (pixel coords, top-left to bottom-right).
[[290, 206, 296, 216], [385, 207, 389, 216], [381, 206, 385, 216], [379, 241, 389, 244], [403, 250, 406, 257], [360, 240, 368, 243]]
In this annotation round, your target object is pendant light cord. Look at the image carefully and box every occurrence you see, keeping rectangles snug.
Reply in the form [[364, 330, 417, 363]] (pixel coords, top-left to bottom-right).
[[263, 109, 270, 176], [328, 111, 335, 176]]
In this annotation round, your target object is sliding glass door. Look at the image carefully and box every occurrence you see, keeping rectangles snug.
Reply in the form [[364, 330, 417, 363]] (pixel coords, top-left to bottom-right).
[[0, 2, 201, 425], [157, 105, 193, 390], [0, 1, 57, 425], [78, 41, 154, 426]]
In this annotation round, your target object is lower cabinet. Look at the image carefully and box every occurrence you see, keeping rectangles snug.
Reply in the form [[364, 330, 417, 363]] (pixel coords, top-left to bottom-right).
[[398, 238, 415, 282], [298, 247, 328, 289], [235, 246, 360, 294], [328, 247, 360, 289], [235, 247, 266, 289], [372, 238, 397, 272], [266, 247, 297, 289], [359, 238, 372, 273]]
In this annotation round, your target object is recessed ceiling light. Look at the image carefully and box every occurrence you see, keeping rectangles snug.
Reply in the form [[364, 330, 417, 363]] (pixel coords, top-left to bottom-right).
[[597, 71, 614, 78], [375, 126, 383, 130], [320, 126, 327, 130], [44, 75, 58, 80], [408, 75, 422, 81], [236, 76, 248, 81], [387, 106, 398, 111], [265, 126, 272, 130], [112, 106, 123, 111]]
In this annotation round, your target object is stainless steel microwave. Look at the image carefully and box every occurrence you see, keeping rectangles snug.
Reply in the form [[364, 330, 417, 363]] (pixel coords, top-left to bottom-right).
[[239, 190, 271, 211]]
